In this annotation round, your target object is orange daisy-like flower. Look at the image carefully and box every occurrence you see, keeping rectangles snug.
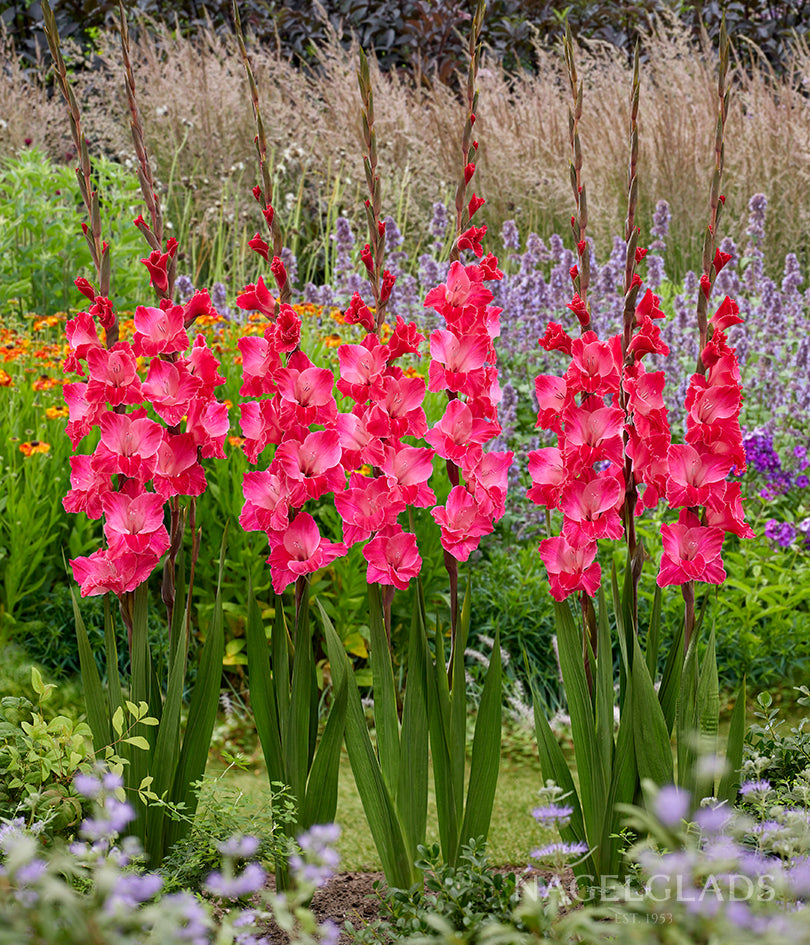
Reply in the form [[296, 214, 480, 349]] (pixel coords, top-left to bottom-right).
[[34, 316, 60, 330], [45, 405, 69, 420], [402, 366, 424, 379], [322, 333, 343, 348], [32, 376, 59, 392], [0, 369, 12, 387], [227, 435, 246, 448], [329, 307, 346, 325], [19, 441, 50, 457], [222, 399, 233, 410]]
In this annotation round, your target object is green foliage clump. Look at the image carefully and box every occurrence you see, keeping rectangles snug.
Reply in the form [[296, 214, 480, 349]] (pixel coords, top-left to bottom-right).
[[0, 668, 125, 842], [743, 687, 810, 792], [473, 543, 563, 711], [160, 776, 298, 893], [350, 839, 524, 943], [18, 584, 172, 684]]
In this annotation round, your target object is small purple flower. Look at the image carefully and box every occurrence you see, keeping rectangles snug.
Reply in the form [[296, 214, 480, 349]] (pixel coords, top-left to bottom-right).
[[501, 219, 521, 252], [531, 804, 573, 827], [217, 835, 260, 859], [764, 520, 796, 547], [654, 785, 691, 828], [694, 804, 733, 835], [205, 862, 267, 899], [740, 779, 772, 797], [106, 871, 164, 912], [73, 772, 101, 798], [531, 841, 589, 860]]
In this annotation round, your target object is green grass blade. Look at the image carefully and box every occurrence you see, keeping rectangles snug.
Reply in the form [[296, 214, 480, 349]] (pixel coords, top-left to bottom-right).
[[553, 599, 606, 847], [428, 619, 459, 865], [286, 580, 314, 816], [528, 673, 594, 880], [341, 646, 414, 888], [677, 634, 699, 794], [72, 588, 109, 751], [631, 634, 673, 787], [302, 668, 347, 828], [145, 604, 187, 864], [272, 596, 290, 747], [367, 583, 400, 796], [168, 529, 226, 846], [695, 627, 719, 798], [103, 596, 123, 720], [717, 677, 746, 804], [658, 621, 684, 735], [396, 594, 429, 862], [595, 586, 614, 779], [603, 685, 638, 878], [645, 585, 662, 679], [246, 580, 284, 783], [449, 581, 471, 829], [459, 628, 502, 848]]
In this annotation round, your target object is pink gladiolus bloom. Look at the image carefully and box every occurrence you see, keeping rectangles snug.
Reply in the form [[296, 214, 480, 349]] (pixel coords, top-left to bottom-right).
[[335, 474, 402, 546], [86, 343, 142, 407], [92, 411, 163, 481], [186, 399, 229, 459], [387, 316, 425, 360], [563, 403, 625, 469], [132, 304, 189, 356], [538, 536, 601, 601], [539, 322, 573, 355], [423, 260, 493, 313], [238, 335, 281, 397], [566, 332, 621, 395], [63, 454, 112, 519], [142, 358, 202, 426], [70, 548, 155, 597], [711, 296, 743, 331], [431, 486, 492, 561], [65, 312, 102, 363], [366, 375, 428, 440], [363, 529, 422, 590], [657, 509, 726, 586], [276, 363, 337, 426], [466, 451, 513, 520], [527, 447, 567, 508], [240, 469, 290, 534], [239, 398, 290, 462], [623, 365, 667, 417], [634, 288, 665, 321], [560, 474, 625, 544], [236, 275, 276, 316], [64, 382, 104, 447], [424, 398, 498, 466], [266, 513, 346, 593], [336, 343, 389, 403], [628, 316, 670, 359], [534, 375, 568, 432], [274, 304, 302, 352], [704, 482, 755, 539], [334, 411, 385, 471], [275, 430, 344, 503], [102, 490, 170, 557], [666, 443, 733, 510], [381, 445, 436, 507], [183, 290, 217, 328], [186, 336, 226, 396], [427, 331, 489, 393], [153, 432, 207, 499]]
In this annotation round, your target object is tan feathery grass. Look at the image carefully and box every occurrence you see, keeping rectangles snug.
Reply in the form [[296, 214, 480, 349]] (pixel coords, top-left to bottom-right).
[[4, 16, 810, 280]]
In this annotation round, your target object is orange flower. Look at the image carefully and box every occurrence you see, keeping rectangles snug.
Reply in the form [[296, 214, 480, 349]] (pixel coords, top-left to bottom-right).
[[19, 441, 50, 457], [402, 366, 424, 379], [45, 405, 69, 419], [322, 333, 343, 348], [0, 369, 12, 387], [222, 399, 233, 410], [32, 376, 59, 392], [228, 435, 245, 448]]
